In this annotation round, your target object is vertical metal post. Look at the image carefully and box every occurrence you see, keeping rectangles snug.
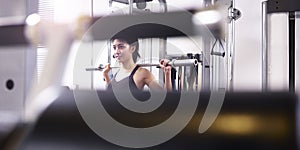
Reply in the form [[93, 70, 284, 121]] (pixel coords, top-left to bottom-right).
[[226, 2, 232, 91], [228, 0, 236, 91], [158, 0, 167, 86], [129, 0, 133, 14], [109, 0, 113, 7], [158, 0, 167, 12], [202, 40, 210, 91], [149, 38, 152, 72], [289, 11, 295, 92], [229, 16, 235, 91], [91, 0, 94, 89], [159, 37, 166, 86], [262, 1, 268, 92]]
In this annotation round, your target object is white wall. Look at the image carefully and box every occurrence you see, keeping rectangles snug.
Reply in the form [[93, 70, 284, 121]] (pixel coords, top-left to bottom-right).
[[234, 0, 263, 91]]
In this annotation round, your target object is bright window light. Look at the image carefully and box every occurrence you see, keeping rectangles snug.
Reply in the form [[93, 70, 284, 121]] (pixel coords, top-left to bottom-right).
[[192, 10, 221, 25], [26, 13, 41, 26]]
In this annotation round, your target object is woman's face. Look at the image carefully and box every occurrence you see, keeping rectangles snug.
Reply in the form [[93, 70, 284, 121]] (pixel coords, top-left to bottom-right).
[[112, 39, 134, 63]]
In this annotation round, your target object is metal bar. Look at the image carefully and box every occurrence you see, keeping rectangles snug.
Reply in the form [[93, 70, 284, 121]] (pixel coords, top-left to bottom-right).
[[169, 59, 198, 67], [289, 11, 295, 92], [85, 65, 159, 71], [86, 59, 198, 71], [262, 1, 268, 92], [85, 67, 120, 71], [139, 63, 161, 67]]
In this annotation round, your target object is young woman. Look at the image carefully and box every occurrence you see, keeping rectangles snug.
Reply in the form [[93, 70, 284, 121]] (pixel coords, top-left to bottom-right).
[[102, 36, 172, 91]]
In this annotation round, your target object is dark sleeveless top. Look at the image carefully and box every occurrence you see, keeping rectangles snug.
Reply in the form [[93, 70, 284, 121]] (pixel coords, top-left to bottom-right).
[[107, 65, 140, 91]]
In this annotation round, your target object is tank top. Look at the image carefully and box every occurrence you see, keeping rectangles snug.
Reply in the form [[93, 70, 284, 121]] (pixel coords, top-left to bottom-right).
[[107, 65, 140, 91]]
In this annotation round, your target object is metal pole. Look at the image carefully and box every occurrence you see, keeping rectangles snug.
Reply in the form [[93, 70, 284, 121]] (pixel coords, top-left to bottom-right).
[[158, 0, 167, 12], [289, 11, 295, 92], [262, 1, 268, 92], [226, 2, 232, 91], [158, 1, 167, 86], [229, 0, 236, 91], [129, 0, 133, 14], [91, 0, 94, 89], [86, 59, 198, 71]]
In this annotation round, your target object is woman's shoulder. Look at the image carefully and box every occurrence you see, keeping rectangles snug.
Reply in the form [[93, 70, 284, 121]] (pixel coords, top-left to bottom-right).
[[136, 67, 152, 77], [136, 67, 150, 73]]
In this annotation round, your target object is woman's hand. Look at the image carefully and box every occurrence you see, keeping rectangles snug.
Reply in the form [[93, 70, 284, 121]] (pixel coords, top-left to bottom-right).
[[160, 59, 172, 91], [101, 63, 111, 83], [102, 63, 111, 74], [160, 59, 172, 74]]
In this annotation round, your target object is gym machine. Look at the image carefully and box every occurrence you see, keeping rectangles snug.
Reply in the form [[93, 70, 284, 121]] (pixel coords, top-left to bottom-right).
[[81, 0, 236, 92]]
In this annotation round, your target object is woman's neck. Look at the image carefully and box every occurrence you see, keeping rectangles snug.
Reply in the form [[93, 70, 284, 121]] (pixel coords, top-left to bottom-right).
[[121, 59, 136, 71]]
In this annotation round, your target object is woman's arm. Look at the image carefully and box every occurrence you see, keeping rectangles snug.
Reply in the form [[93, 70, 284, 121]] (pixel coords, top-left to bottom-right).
[[163, 66, 172, 91], [139, 65, 172, 91], [134, 68, 162, 91]]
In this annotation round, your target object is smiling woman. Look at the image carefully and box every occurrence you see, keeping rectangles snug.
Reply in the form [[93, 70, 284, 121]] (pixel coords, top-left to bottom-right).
[[111, 36, 140, 64], [101, 33, 173, 91]]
